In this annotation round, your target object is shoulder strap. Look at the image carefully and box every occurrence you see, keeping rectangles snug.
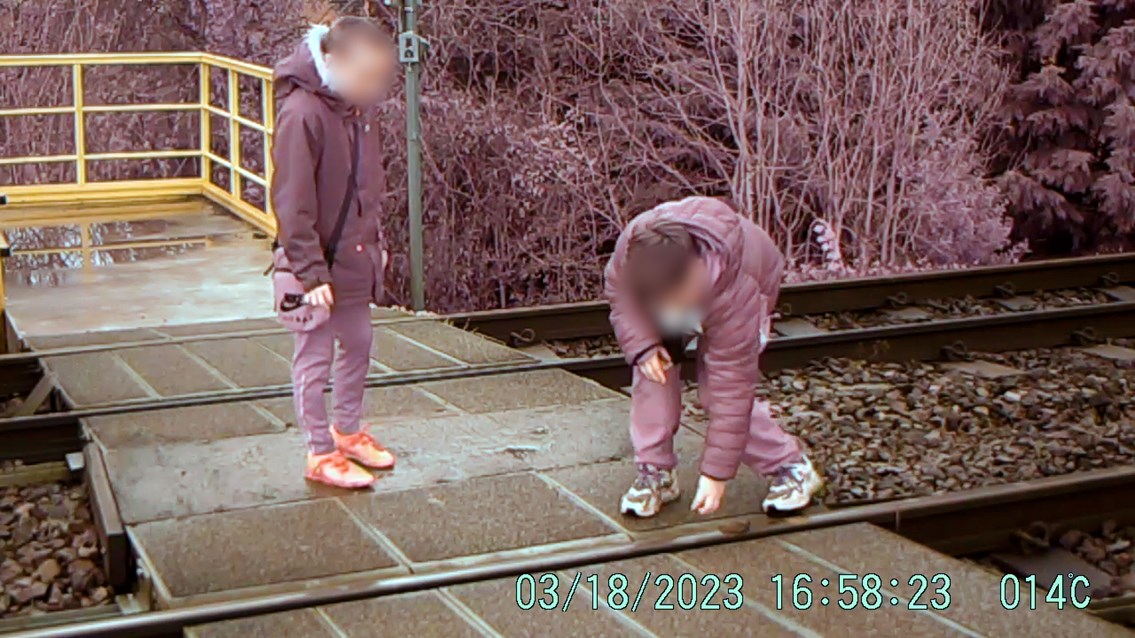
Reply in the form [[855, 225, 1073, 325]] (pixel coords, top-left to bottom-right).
[[323, 121, 361, 268]]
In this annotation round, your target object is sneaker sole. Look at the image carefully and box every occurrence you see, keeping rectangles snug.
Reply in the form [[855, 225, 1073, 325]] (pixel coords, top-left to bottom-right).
[[342, 454, 395, 470], [304, 474, 375, 489]]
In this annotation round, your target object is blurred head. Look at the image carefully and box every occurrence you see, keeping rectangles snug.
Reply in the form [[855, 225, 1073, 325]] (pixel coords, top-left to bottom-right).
[[320, 17, 397, 107], [626, 220, 709, 335]]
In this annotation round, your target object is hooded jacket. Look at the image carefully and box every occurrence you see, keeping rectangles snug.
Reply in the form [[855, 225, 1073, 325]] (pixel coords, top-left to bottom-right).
[[604, 197, 784, 480], [270, 24, 387, 304]]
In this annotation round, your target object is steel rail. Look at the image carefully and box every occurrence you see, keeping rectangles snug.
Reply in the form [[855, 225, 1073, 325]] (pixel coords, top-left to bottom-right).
[[7, 466, 1133, 638], [3, 253, 1133, 364], [5, 299, 1135, 432], [450, 252, 1135, 345]]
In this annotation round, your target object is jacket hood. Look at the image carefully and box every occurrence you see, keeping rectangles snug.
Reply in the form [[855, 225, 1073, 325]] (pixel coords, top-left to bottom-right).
[[633, 196, 740, 256], [274, 24, 350, 113]]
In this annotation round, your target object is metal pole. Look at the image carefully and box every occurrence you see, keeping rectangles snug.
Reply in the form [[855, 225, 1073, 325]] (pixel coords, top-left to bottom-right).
[[392, 0, 426, 310]]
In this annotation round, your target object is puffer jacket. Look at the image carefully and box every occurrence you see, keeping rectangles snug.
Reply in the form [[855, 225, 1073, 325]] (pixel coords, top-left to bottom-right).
[[270, 24, 387, 304], [604, 197, 784, 480]]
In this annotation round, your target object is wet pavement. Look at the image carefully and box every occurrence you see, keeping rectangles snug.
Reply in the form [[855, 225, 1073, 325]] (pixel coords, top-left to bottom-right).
[[2, 198, 274, 337]]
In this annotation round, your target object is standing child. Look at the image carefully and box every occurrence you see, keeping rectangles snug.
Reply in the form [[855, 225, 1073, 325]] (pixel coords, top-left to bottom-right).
[[271, 18, 399, 488], [604, 196, 823, 517]]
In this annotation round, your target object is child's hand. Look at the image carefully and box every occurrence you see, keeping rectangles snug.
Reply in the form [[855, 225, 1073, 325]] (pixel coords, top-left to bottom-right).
[[305, 283, 334, 308], [691, 475, 726, 515], [638, 348, 673, 384]]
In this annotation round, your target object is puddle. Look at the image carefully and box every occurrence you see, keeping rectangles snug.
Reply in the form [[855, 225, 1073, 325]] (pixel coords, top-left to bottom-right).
[[2, 199, 275, 336], [2, 204, 258, 288]]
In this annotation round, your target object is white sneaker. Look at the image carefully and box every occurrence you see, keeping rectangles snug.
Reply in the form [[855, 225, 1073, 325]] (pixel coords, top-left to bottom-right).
[[762, 455, 823, 514], [620, 465, 681, 518]]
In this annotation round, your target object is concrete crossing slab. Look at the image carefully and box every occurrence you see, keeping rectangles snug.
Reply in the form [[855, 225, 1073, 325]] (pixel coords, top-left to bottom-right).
[[388, 321, 531, 365], [343, 473, 622, 564], [479, 399, 634, 470], [86, 403, 283, 448], [115, 345, 233, 396], [157, 318, 281, 338], [27, 327, 167, 350], [546, 433, 769, 533], [131, 499, 401, 604], [422, 369, 620, 414], [187, 609, 334, 638], [781, 524, 1128, 636], [254, 385, 453, 427], [44, 352, 153, 406], [188, 523, 1128, 637], [183, 338, 292, 387], [321, 592, 482, 637], [372, 327, 460, 371], [104, 431, 338, 524], [680, 531, 957, 636], [450, 576, 640, 636]]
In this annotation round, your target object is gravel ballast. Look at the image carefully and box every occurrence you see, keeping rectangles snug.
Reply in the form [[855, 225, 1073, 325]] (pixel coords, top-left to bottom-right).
[[681, 344, 1135, 503], [0, 480, 112, 617]]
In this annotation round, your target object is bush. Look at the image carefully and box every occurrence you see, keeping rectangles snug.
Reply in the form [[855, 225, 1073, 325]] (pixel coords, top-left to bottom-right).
[[3, 0, 1020, 311], [985, 0, 1135, 255]]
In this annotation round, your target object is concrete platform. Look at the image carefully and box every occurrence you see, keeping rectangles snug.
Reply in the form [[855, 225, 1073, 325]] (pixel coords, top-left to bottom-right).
[[4, 199, 276, 337], [186, 522, 1123, 637]]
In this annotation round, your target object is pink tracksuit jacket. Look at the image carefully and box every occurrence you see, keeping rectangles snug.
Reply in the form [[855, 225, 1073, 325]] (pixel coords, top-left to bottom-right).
[[604, 197, 798, 480]]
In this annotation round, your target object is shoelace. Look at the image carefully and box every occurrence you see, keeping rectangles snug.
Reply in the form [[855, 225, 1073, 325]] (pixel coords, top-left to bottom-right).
[[343, 432, 389, 452], [318, 455, 353, 475], [635, 465, 665, 490]]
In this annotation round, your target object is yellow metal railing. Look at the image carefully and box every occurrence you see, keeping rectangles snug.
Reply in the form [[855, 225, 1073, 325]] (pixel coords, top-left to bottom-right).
[[0, 52, 277, 235]]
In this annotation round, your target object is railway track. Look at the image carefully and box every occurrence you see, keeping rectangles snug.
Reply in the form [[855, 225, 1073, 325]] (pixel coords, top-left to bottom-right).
[[4, 255, 1135, 636], [5, 466, 1133, 638], [3, 298, 1134, 436], [1, 253, 1132, 364]]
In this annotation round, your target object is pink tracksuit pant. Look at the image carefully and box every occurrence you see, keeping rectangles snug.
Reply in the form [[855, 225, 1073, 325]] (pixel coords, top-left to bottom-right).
[[291, 302, 372, 454], [630, 343, 801, 476]]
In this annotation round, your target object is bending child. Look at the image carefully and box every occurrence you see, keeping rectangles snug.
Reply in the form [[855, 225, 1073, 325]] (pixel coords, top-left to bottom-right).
[[604, 196, 823, 517]]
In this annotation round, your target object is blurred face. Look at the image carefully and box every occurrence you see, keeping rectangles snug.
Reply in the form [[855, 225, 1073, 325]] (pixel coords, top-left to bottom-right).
[[648, 258, 709, 335], [325, 40, 398, 106]]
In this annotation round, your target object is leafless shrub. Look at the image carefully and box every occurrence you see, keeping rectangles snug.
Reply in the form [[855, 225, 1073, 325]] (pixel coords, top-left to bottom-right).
[[4, 0, 1018, 311]]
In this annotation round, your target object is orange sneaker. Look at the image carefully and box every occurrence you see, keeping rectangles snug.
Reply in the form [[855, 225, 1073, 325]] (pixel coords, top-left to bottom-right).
[[332, 427, 396, 470], [304, 451, 375, 489]]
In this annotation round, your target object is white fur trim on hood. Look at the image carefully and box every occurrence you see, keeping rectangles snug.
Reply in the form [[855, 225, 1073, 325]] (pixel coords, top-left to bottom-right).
[[305, 24, 336, 90]]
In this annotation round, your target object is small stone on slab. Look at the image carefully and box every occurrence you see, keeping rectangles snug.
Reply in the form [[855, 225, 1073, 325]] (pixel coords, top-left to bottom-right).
[[1081, 344, 1135, 362], [773, 318, 826, 337], [1101, 286, 1135, 302], [994, 296, 1038, 311], [882, 307, 933, 321], [941, 360, 1024, 379]]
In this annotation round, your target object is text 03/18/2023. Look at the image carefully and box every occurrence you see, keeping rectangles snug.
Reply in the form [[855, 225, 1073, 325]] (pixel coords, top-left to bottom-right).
[[515, 572, 743, 612]]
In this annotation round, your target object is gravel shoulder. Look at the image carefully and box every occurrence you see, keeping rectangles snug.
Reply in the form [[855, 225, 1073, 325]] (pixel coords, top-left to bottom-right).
[[0, 479, 113, 617], [681, 343, 1134, 502]]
